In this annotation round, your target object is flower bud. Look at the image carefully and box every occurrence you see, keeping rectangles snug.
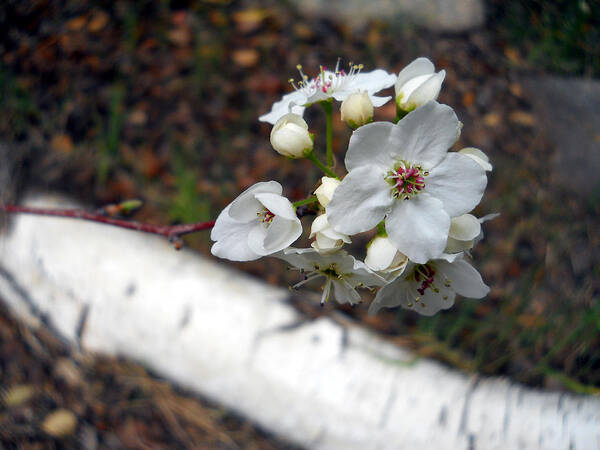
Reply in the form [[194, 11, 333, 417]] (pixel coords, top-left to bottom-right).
[[340, 91, 373, 128], [310, 214, 351, 253], [365, 236, 408, 277], [270, 113, 313, 158], [395, 57, 445, 115], [314, 176, 340, 208], [459, 147, 492, 171], [444, 214, 481, 254]]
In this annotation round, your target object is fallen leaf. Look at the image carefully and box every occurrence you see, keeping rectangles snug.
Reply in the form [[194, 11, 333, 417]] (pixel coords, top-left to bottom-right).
[[462, 91, 475, 107], [483, 112, 501, 127], [232, 49, 259, 68], [66, 16, 87, 31], [51, 134, 74, 153], [3, 385, 35, 407], [232, 9, 269, 33], [168, 28, 192, 47], [88, 11, 109, 32], [42, 409, 78, 437], [509, 111, 536, 127]]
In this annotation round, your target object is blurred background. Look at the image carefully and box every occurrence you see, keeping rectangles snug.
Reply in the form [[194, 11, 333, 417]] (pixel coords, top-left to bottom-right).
[[1, 0, 598, 447]]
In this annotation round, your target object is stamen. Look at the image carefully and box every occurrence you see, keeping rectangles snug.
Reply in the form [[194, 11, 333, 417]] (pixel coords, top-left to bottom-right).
[[292, 273, 321, 290], [321, 279, 332, 305]]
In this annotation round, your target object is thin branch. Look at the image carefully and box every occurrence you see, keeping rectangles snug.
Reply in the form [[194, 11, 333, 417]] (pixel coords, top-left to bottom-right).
[[1, 205, 214, 245]]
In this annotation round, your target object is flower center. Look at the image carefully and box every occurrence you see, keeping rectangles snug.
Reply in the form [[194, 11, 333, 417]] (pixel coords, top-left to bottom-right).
[[413, 264, 436, 295], [258, 208, 275, 225], [288, 59, 364, 97], [386, 161, 428, 200]]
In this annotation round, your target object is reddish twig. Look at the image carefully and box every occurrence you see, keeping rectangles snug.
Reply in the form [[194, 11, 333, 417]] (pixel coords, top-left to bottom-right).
[[1, 205, 214, 248]]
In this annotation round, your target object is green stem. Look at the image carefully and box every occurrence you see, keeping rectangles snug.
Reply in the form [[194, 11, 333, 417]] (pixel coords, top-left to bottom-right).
[[293, 196, 318, 208], [306, 152, 339, 179], [322, 99, 334, 167]]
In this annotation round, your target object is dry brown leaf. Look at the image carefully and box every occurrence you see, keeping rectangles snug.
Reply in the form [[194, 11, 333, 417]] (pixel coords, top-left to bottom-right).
[[51, 134, 74, 154], [483, 112, 501, 127], [88, 11, 109, 32], [232, 9, 269, 33], [232, 49, 260, 68], [66, 16, 87, 31], [509, 111, 536, 127]]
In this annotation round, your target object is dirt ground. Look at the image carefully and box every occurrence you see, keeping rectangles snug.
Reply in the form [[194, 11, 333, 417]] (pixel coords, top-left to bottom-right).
[[1, 0, 599, 447]]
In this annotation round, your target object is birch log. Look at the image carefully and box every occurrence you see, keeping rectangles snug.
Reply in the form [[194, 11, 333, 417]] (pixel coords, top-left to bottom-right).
[[1, 194, 598, 450]]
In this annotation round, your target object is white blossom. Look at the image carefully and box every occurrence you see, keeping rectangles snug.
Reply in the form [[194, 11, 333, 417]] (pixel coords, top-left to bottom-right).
[[310, 214, 351, 253], [314, 176, 340, 208], [270, 113, 313, 158], [395, 57, 445, 114], [369, 255, 489, 316], [211, 181, 302, 261], [259, 61, 396, 124], [326, 101, 488, 264], [459, 147, 493, 171], [277, 248, 386, 305], [340, 91, 373, 128]]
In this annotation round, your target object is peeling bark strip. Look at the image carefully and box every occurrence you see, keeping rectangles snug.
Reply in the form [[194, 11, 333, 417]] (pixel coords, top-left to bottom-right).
[[1, 194, 600, 450]]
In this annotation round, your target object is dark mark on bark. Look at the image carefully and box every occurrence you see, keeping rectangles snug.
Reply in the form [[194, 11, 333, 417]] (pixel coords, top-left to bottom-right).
[[125, 282, 136, 297], [439, 405, 448, 427], [458, 376, 480, 437], [75, 303, 90, 349], [468, 433, 476, 450], [502, 387, 512, 437], [378, 384, 397, 428], [0, 263, 71, 347], [179, 305, 192, 330]]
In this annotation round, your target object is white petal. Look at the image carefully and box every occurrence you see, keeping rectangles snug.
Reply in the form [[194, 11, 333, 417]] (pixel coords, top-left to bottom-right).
[[314, 177, 340, 207], [312, 233, 342, 251], [365, 236, 398, 271], [210, 206, 260, 261], [262, 216, 302, 254], [345, 122, 396, 172], [416, 283, 456, 316], [228, 181, 282, 222], [437, 252, 464, 263], [332, 280, 361, 305], [369, 95, 393, 107], [395, 57, 435, 96], [321, 227, 351, 242], [386, 194, 450, 263], [259, 90, 307, 124], [426, 152, 487, 217], [391, 101, 459, 168], [326, 165, 393, 235], [334, 70, 397, 100], [368, 280, 411, 315], [449, 214, 481, 240], [349, 261, 388, 287], [397, 74, 430, 101], [310, 214, 329, 236], [444, 236, 474, 254], [459, 147, 493, 171], [254, 192, 297, 220], [247, 223, 269, 255], [437, 259, 489, 298], [275, 248, 315, 270], [407, 70, 445, 106]]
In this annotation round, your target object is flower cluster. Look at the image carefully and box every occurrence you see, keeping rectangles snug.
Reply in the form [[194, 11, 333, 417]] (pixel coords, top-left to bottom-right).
[[211, 58, 494, 315]]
